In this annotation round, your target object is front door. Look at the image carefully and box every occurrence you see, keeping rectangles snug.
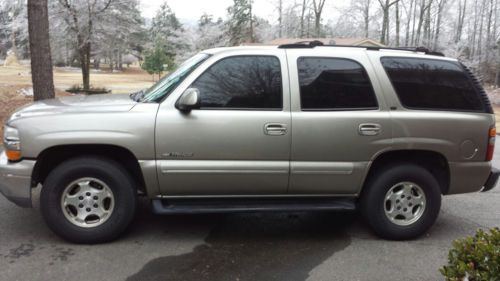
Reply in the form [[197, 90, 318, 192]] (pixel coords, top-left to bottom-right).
[[155, 51, 291, 196]]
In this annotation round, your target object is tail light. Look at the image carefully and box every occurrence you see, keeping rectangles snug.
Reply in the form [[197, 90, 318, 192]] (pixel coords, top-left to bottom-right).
[[486, 127, 496, 161]]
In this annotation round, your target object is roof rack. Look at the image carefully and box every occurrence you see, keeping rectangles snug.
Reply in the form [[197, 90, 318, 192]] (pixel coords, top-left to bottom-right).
[[277, 40, 445, 56]]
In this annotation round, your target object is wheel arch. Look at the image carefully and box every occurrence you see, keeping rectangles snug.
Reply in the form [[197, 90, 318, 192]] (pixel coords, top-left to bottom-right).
[[31, 144, 147, 194], [362, 149, 450, 195]]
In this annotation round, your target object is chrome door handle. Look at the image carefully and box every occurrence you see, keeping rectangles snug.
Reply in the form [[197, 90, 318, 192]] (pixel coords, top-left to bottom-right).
[[264, 123, 287, 136], [359, 123, 381, 136]]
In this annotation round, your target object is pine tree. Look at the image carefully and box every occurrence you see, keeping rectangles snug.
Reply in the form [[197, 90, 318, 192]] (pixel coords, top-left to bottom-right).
[[227, 0, 255, 46]]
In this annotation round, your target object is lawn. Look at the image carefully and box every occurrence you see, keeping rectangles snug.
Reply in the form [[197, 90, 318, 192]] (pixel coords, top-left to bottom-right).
[[0, 64, 155, 135]]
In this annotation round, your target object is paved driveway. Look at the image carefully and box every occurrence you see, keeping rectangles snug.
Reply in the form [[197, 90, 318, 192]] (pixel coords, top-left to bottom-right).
[[1, 148, 499, 281]]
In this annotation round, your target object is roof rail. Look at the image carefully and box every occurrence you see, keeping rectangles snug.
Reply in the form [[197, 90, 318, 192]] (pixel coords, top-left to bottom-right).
[[277, 41, 445, 56]]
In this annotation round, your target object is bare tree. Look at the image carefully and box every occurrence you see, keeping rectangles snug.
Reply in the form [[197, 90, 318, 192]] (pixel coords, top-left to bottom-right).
[[496, 39, 500, 87], [378, 0, 400, 45], [486, 0, 494, 49], [402, 0, 415, 46], [276, 0, 283, 37], [395, 0, 400, 46], [422, 0, 432, 46], [312, 0, 326, 37], [432, 0, 446, 49], [249, 2, 255, 42], [415, 0, 431, 45], [362, 0, 371, 38], [477, 0, 486, 58], [57, 0, 113, 91], [454, 0, 466, 43], [410, 0, 418, 45], [27, 0, 55, 101], [300, 0, 309, 37]]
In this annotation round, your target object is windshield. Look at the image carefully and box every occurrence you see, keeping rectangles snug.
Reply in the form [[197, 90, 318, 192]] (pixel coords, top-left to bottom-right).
[[140, 53, 211, 102]]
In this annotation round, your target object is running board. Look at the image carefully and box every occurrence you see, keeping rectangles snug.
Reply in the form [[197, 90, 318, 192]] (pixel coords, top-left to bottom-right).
[[151, 197, 356, 214]]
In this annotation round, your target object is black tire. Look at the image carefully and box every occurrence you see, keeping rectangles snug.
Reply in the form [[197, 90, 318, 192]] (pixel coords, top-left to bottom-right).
[[360, 163, 441, 240], [40, 156, 137, 244]]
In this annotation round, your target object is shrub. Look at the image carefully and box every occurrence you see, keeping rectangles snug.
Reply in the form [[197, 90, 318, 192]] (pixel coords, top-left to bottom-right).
[[440, 228, 500, 281]]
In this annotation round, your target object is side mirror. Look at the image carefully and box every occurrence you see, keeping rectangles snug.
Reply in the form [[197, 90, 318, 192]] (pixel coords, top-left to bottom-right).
[[175, 88, 200, 112]]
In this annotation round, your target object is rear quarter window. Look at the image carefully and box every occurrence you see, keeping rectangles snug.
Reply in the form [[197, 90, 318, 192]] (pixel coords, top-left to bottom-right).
[[380, 57, 485, 112]]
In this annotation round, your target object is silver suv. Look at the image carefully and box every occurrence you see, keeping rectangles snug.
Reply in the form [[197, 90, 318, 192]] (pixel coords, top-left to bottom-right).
[[1, 43, 498, 243]]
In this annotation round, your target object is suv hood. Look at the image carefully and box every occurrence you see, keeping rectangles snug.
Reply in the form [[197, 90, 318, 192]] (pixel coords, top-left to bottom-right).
[[8, 93, 137, 122]]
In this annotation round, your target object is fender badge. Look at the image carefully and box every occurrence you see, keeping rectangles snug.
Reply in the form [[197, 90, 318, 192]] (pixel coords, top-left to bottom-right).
[[163, 152, 194, 158]]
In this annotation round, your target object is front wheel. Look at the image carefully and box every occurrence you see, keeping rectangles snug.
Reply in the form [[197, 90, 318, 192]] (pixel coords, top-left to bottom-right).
[[360, 164, 442, 240], [41, 157, 137, 244]]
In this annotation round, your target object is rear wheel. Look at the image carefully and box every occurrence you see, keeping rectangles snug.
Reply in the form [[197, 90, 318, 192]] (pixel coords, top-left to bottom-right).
[[41, 157, 136, 244], [360, 163, 441, 240]]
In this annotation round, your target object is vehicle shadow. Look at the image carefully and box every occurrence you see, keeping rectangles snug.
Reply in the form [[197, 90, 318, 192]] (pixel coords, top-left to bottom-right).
[[125, 199, 358, 281]]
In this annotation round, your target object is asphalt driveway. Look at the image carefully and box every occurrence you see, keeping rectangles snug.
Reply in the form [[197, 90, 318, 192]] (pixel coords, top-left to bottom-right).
[[0, 147, 499, 281]]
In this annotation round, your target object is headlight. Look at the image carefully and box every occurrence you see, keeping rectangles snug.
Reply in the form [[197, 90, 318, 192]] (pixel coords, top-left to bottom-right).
[[3, 125, 21, 161]]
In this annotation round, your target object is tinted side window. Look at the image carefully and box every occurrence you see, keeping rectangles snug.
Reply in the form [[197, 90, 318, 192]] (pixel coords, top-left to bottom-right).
[[381, 57, 484, 111], [298, 57, 378, 110], [191, 56, 282, 109]]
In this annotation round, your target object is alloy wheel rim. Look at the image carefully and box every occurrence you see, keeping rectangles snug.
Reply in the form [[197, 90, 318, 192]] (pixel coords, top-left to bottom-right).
[[384, 181, 426, 226], [60, 177, 115, 228]]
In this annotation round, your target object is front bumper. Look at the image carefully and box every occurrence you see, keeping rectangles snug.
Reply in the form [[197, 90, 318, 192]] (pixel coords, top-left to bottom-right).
[[0, 150, 35, 207], [482, 167, 500, 192]]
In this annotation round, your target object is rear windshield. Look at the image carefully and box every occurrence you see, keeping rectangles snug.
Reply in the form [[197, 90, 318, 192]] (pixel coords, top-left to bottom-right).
[[381, 57, 485, 112]]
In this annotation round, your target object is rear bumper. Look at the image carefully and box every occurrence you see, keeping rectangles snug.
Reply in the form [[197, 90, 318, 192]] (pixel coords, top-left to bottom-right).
[[0, 150, 35, 207], [448, 161, 492, 194], [482, 167, 500, 192]]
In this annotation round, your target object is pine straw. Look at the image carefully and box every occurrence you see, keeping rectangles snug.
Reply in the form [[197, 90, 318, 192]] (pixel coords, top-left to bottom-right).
[[0, 85, 70, 137]]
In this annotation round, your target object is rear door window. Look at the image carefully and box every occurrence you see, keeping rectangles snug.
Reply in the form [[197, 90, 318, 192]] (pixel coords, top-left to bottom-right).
[[380, 57, 484, 111], [297, 57, 378, 110]]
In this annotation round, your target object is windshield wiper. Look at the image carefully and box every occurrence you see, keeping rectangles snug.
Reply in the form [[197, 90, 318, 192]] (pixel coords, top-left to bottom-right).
[[130, 90, 145, 102]]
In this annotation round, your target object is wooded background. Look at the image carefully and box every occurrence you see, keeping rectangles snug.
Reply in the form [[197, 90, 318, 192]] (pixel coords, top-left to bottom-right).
[[2, 0, 500, 88]]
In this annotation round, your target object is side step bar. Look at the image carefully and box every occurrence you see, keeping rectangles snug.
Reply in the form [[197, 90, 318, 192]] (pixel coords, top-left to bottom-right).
[[152, 197, 356, 214]]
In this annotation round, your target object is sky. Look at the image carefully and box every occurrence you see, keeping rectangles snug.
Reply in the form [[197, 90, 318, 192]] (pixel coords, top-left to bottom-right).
[[140, 0, 277, 23]]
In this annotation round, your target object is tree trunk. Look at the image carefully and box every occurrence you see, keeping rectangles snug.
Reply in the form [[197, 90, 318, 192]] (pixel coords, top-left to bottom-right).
[[455, 0, 466, 43], [386, 4, 390, 44], [312, 0, 326, 37], [300, 0, 307, 38], [380, 0, 389, 44], [314, 13, 321, 37], [278, 0, 283, 38], [493, 0, 498, 46], [477, 0, 485, 59], [486, 0, 493, 51], [496, 40, 500, 88], [423, 0, 431, 46], [118, 50, 122, 70], [395, 1, 400, 46], [10, 26, 18, 56], [81, 43, 91, 90], [415, 0, 426, 45], [109, 51, 114, 72], [470, 2, 479, 58], [433, 0, 445, 49], [364, 0, 370, 38], [249, 3, 254, 43], [405, 0, 414, 46], [27, 0, 55, 101], [411, 0, 418, 45]]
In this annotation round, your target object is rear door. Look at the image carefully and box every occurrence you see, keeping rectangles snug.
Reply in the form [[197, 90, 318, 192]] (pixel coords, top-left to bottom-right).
[[286, 48, 392, 195], [155, 49, 292, 196]]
